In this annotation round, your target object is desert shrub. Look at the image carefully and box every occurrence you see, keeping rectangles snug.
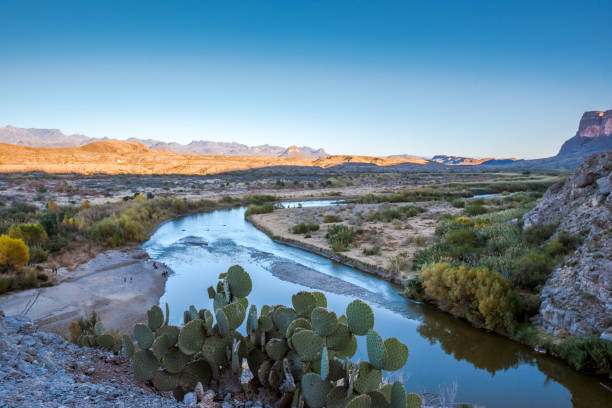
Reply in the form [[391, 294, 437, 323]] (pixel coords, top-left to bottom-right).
[[453, 216, 473, 226], [0, 277, 13, 294], [413, 242, 446, 271], [474, 218, 492, 228], [464, 204, 488, 216], [0, 235, 29, 268], [445, 229, 478, 247], [510, 251, 553, 290], [414, 236, 427, 246], [523, 223, 556, 245], [291, 223, 319, 234], [244, 194, 276, 205], [404, 276, 423, 298], [556, 336, 612, 374], [389, 253, 409, 273], [45, 236, 70, 253], [420, 263, 519, 332], [451, 199, 465, 208], [29, 247, 48, 263], [244, 203, 274, 216], [90, 216, 144, 247], [322, 214, 342, 223], [362, 245, 380, 255], [326, 224, 355, 252]]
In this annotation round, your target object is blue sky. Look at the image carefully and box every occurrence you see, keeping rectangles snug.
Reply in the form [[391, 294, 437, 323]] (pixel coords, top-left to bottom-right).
[[1, 1, 611, 158]]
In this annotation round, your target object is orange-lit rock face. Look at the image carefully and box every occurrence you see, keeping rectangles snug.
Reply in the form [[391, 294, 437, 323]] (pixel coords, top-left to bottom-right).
[[0, 140, 430, 175], [577, 110, 612, 138]]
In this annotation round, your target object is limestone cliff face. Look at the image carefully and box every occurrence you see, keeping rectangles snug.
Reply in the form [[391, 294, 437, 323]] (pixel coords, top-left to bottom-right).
[[557, 110, 612, 157], [523, 152, 612, 337]]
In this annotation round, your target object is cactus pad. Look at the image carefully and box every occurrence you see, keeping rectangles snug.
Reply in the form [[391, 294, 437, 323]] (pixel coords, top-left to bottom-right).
[[367, 390, 389, 407], [247, 347, 267, 375], [121, 335, 134, 357], [346, 299, 374, 336], [152, 333, 173, 360], [366, 330, 386, 370], [223, 302, 246, 330], [346, 394, 372, 408], [272, 306, 297, 336], [286, 317, 312, 339], [94, 334, 114, 350], [213, 292, 228, 312], [227, 265, 252, 297], [216, 307, 230, 336], [93, 322, 105, 336], [302, 372, 332, 408], [327, 386, 351, 408], [133, 350, 160, 381], [312, 291, 327, 308], [152, 370, 179, 392], [311, 307, 338, 336], [162, 347, 191, 373], [320, 346, 329, 380], [201, 336, 229, 366], [198, 309, 214, 328], [158, 325, 180, 345], [292, 291, 317, 317], [265, 338, 289, 361], [179, 359, 212, 389], [406, 393, 422, 408], [335, 332, 357, 359], [382, 338, 408, 371], [247, 305, 258, 334], [178, 319, 205, 355], [258, 359, 273, 386], [147, 305, 165, 331], [390, 382, 406, 408], [327, 323, 351, 351], [292, 329, 324, 361], [354, 362, 382, 394], [207, 286, 216, 299], [133, 323, 154, 350]]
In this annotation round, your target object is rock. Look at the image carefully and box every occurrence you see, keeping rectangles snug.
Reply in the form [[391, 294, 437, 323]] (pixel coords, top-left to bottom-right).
[[523, 152, 612, 336], [183, 392, 197, 405]]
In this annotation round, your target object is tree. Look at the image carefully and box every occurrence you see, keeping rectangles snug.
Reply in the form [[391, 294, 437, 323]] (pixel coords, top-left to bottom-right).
[[0, 235, 29, 268]]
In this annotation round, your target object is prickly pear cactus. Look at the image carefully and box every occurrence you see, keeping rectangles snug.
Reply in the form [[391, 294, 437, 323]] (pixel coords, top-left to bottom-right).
[[126, 265, 419, 406]]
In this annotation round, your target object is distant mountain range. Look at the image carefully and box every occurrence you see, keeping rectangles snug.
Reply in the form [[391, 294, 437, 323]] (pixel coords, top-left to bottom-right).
[[1, 109, 610, 169], [0, 126, 329, 159]]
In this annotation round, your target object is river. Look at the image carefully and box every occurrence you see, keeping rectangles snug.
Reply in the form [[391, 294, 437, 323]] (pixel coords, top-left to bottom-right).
[[142, 201, 611, 408]]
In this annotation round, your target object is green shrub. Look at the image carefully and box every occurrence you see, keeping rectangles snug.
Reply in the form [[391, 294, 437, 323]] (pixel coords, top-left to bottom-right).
[[291, 223, 319, 234], [414, 236, 427, 246], [556, 336, 612, 374], [510, 251, 553, 290], [326, 224, 355, 252], [244, 203, 274, 216], [451, 199, 465, 208], [322, 214, 342, 223], [362, 245, 380, 255], [445, 229, 478, 247], [29, 247, 48, 263], [523, 223, 556, 246], [464, 204, 488, 216]]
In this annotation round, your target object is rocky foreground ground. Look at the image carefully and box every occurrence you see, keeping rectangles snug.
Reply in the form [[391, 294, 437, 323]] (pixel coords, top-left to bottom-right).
[[0, 308, 270, 408]]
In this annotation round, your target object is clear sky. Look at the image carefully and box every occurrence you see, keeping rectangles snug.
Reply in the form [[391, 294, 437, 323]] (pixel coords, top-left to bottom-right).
[[1, 1, 611, 158]]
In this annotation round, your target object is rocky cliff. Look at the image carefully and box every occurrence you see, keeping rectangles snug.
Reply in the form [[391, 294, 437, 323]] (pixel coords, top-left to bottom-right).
[[523, 152, 611, 337], [557, 110, 612, 157]]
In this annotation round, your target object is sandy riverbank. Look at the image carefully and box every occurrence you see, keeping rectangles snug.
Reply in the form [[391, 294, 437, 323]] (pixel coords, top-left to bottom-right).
[[249, 202, 460, 285], [0, 248, 168, 335]]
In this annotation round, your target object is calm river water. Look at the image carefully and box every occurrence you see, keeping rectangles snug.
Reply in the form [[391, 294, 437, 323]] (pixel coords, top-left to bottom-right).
[[142, 201, 611, 408]]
